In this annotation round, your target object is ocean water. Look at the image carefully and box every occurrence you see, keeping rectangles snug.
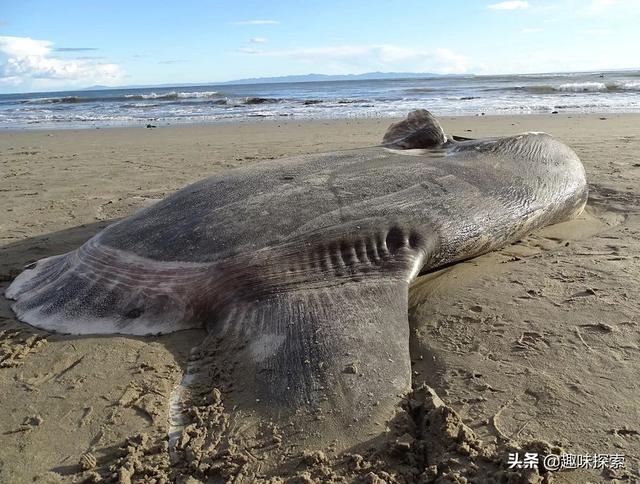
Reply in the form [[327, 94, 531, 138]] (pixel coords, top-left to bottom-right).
[[1, 70, 639, 129]]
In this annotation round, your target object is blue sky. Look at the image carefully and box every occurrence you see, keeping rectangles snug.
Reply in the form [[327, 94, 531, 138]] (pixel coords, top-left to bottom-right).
[[0, 0, 638, 93]]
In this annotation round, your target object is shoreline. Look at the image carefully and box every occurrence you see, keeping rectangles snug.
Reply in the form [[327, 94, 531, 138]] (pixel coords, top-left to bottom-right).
[[0, 108, 640, 135], [2, 110, 640, 132]]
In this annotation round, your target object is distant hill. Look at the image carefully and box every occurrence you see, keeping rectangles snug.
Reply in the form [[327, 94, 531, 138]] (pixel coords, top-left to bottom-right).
[[80, 72, 451, 91], [218, 72, 446, 85], [82, 85, 112, 91]]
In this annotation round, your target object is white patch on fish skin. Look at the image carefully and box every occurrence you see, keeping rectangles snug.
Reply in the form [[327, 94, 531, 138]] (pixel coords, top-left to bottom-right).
[[383, 147, 430, 156], [406, 249, 427, 282], [249, 333, 286, 362], [168, 349, 199, 460], [13, 305, 195, 336], [5, 237, 211, 336], [4, 255, 62, 300]]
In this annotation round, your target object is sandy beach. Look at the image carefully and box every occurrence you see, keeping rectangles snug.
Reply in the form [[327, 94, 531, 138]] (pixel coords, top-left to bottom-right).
[[1, 114, 639, 483]]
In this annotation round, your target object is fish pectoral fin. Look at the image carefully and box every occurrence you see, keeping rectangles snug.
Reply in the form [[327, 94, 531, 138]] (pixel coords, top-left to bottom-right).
[[382, 109, 447, 149], [196, 279, 412, 447], [6, 240, 208, 336]]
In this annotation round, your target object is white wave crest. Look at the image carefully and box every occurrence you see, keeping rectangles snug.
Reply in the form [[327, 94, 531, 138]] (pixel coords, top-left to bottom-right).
[[125, 91, 220, 100], [557, 82, 607, 92], [616, 80, 640, 91], [178, 91, 220, 98]]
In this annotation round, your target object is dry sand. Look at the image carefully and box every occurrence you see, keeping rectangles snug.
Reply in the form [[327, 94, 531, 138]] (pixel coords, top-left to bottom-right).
[[0, 114, 639, 483]]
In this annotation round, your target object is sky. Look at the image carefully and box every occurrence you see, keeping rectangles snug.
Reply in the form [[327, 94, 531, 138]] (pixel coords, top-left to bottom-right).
[[0, 0, 638, 93]]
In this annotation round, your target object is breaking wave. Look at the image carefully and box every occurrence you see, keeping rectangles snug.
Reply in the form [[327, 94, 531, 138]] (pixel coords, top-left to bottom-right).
[[477, 81, 640, 95], [124, 91, 221, 100], [20, 96, 92, 104], [20, 91, 225, 105], [523, 81, 640, 93], [404, 87, 440, 93], [557, 82, 609, 92]]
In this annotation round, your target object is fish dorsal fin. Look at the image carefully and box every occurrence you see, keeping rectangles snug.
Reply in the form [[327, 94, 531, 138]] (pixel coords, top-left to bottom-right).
[[382, 109, 447, 149]]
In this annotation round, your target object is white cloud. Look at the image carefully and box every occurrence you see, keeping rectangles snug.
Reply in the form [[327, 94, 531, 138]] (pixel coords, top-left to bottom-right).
[[0, 36, 50, 57], [475, 48, 634, 75], [238, 44, 471, 74], [590, 0, 619, 9], [584, 0, 638, 14], [582, 28, 610, 34], [238, 47, 263, 54], [54, 47, 98, 52], [488, 1, 530, 10], [249, 37, 268, 44], [521, 27, 543, 33], [232, 20, 279, 25], [0, 35, 124, 89]]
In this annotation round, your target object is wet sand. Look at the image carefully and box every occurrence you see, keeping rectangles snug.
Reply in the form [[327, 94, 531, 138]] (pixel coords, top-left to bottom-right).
[[1, 114, 639, 482]]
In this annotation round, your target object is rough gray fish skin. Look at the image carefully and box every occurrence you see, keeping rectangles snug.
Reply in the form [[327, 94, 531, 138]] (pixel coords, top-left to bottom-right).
[[5, 110, 588, 444]]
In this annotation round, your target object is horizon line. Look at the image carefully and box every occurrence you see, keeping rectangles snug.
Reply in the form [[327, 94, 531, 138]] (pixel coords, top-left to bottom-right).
[[1, 67, 638, 96]]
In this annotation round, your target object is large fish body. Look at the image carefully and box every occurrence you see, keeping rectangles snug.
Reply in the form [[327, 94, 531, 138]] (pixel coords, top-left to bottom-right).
[[6, 111, 587, 443]]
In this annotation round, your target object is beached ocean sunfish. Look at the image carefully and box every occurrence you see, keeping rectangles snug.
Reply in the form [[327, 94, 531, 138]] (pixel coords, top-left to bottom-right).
[[6, 110, 587, 446]]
